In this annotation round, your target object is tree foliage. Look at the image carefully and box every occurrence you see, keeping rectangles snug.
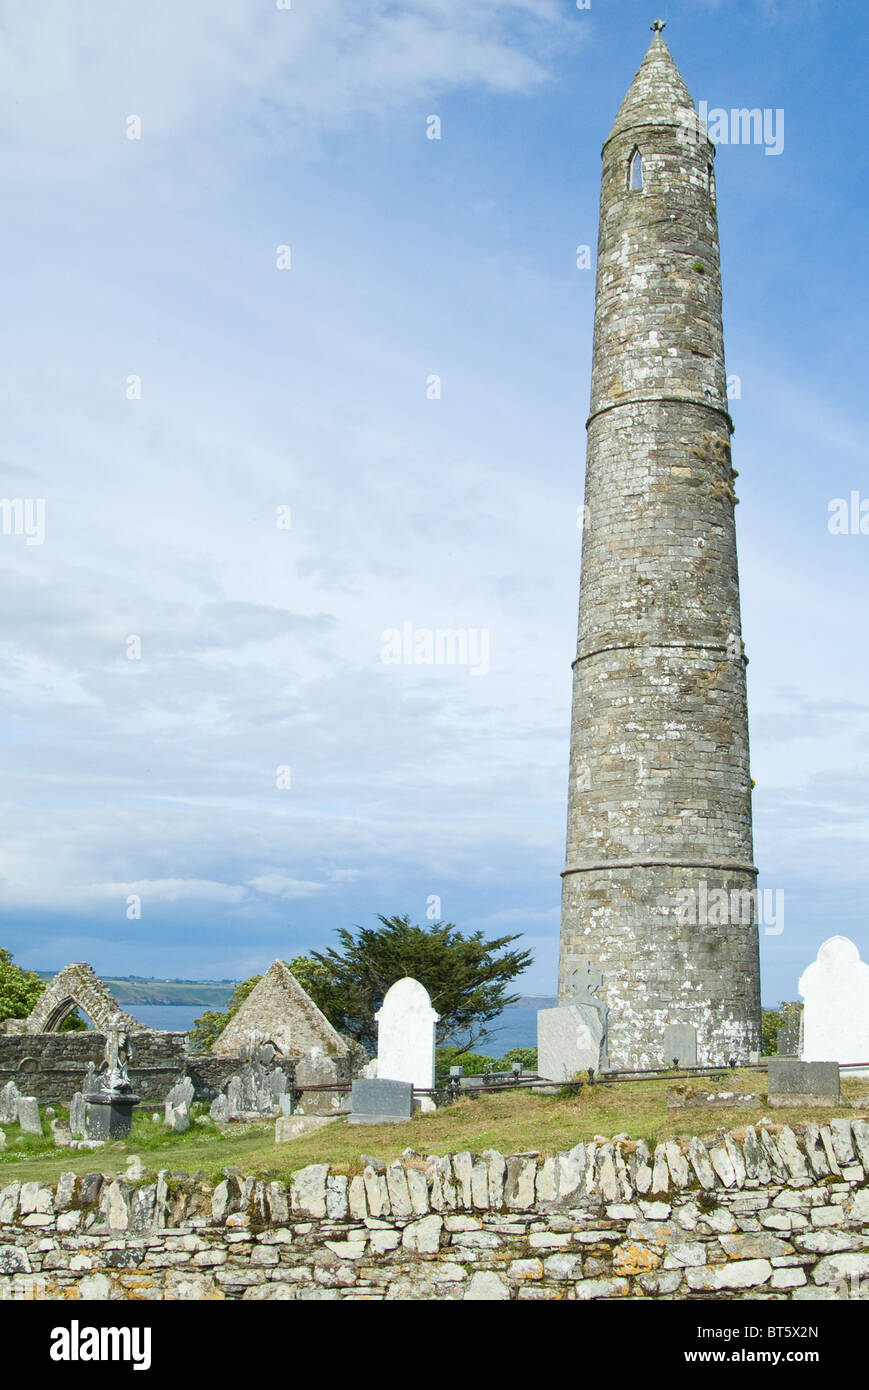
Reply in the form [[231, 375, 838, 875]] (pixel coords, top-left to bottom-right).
[[761, 1000, 803, 1057], [310, 914, 532, 1053], [190, 921, 532, 1057], [189, 974, 262, 1052], [0, 948, 86, 1032]]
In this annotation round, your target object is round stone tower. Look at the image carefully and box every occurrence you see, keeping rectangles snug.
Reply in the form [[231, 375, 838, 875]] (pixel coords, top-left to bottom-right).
[[558, 25, 762, 1069]]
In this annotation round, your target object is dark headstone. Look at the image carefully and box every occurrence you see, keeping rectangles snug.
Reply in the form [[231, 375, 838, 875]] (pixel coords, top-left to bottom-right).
[[768, 1057, 840, 1108], [85, 1093, 140, 1139], [348, 1078, 413, 1124], [776, 1026, 799, 1058]]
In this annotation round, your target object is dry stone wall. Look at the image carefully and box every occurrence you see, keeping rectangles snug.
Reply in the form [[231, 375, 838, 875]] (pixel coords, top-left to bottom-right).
[[2, 1118, 869, 1300]]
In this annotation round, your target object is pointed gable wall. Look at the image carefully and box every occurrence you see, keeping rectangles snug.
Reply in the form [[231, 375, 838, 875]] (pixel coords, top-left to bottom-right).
[[211, 960, 348, 1058]]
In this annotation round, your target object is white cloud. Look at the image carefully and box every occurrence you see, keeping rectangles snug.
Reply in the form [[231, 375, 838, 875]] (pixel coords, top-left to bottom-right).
[[246, 874, 328, 899], [0, 0, 575, 188]]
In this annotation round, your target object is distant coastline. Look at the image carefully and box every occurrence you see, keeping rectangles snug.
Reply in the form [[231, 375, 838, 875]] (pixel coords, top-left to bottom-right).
[[34, 972, 555, 1014], [35, 973, 237, 1009]]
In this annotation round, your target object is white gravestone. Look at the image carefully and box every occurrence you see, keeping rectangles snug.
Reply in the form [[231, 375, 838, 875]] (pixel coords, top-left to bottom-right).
[[799, 936, 869, 1066], [375, 978, 439, 1090]]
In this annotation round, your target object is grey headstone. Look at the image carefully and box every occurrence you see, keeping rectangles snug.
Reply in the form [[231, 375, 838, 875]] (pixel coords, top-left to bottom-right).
[[279, 1093, 295, 1116], [210, 1094, 231, 1124], [260, 1043, 276, 1066], [768, 1057, 840, 1108], [663, 1022, 698, 1069], [69, 1092, 87, 1139], [0, 1080, 20, 1125], [238, 1068, 255, 1112], [164, 1101, 190, 1133], [0, 1128, 5, 1150], [234, 1062, 274, 1114], [777, 1026, 799, 1057], [537, 1003, 604, 1082], [16, 1096, 42, 1135], [165, 1077, 195, 1109], [226, 1076, 243, 1117], [348, 1078, 413, 1123], [561, 957, 610, 1067], [295, 1050, 340, 1089], [563, 958, 604, 1002], [269, 1068, 287, 1101], [51, 1118, 71, 1147]]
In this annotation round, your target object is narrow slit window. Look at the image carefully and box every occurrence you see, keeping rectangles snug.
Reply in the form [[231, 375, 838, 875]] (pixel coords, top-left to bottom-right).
[[708, 163, 716, 200], [629, 149, 643, 190]]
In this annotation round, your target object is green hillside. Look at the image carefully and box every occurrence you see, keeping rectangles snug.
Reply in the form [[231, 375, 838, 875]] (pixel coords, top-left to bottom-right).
[[35, 974, 237, 1008]]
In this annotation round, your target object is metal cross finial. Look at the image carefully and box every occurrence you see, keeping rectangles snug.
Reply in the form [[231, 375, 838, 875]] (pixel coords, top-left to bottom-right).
[[651, 18, 666, 33]]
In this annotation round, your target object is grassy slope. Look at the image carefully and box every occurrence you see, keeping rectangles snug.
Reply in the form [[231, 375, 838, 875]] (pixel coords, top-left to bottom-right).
[[4, 1074, 867, 1187]]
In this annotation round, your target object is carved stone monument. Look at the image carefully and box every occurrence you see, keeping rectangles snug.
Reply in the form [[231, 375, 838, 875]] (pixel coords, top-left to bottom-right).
[[84, 1013, 140, 1140]]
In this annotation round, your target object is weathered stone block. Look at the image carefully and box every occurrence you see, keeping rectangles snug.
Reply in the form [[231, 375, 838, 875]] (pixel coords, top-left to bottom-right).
[[686, 1258, 773, 1291], [462, 1271, 509, 1301], [275, 1114, 337, 1145], [402, 1215, 442, 1254], [289, 1165, 329, 1219]]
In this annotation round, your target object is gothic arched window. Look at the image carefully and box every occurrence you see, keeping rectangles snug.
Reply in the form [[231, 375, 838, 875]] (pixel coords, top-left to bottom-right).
[[629, 149, 643, 191]]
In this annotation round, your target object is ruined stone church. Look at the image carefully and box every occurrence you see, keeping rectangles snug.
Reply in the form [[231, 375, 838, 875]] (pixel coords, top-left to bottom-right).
[[557, 25, 762, 1069]]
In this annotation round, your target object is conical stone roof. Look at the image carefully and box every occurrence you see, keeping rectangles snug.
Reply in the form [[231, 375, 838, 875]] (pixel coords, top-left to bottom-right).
[[605, 30, 695, 147]]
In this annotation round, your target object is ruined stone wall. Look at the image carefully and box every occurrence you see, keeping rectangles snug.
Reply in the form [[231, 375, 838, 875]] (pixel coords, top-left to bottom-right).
[[559, 36, 761, 1066], [0, 1035, 299, 1105], [0, 1033, 189, 1103], [2, 1118, 868, 1301], [185, 1055, 295, 1102]]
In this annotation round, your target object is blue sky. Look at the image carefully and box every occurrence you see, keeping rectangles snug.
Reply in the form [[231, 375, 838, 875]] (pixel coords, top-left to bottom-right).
[[0, 0, 866, 1005]]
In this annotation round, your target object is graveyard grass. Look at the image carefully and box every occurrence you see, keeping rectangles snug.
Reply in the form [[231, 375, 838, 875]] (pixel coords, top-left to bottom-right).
[[4, 1073, 869, 1186]]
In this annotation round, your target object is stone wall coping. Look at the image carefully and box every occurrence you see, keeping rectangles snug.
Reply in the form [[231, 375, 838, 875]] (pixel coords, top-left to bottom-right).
[[2, 1116, 866, 1232]]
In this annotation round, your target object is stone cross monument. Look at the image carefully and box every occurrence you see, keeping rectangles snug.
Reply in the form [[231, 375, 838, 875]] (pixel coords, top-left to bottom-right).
[[558, 25, 762, 1069]]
